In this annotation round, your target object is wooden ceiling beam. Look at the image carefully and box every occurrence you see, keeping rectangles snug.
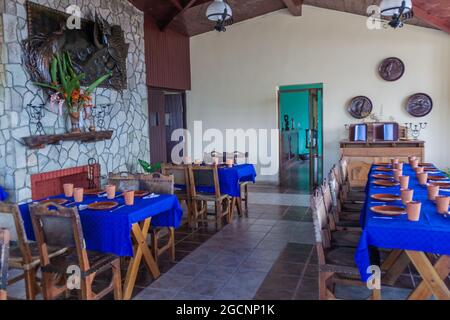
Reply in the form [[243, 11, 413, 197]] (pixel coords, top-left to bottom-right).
[[169, 0, 184, 11], [161, 0, 204, 31], [282, 0, 303, 16], [413, 4, 450, 34]]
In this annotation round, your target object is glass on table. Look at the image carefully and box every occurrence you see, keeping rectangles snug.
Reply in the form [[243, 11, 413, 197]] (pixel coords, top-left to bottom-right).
[[399, 176, 409, 189], [124, 190, 135, 206], [393, 169, 402, 182], [417, 172, 428, 185], [63, 183, 74, 197], [407, 201, 422, 222], [401, 189, 414, 205], [74, 188, 84, 203], [435, 196, 450, 215], [427, 184, 440, 201], [105, 185, 116, 199]]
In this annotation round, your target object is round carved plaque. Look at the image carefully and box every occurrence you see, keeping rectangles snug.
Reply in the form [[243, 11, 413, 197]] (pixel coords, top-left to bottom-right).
[[378, 57, 405, 81], [406, 93, 433, 117], [347, 96, 373, 119]]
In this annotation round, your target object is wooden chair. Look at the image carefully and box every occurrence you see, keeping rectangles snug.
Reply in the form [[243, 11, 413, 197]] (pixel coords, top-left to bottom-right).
[[327, 171, 361, 228], [188, 165, 232, 229], [139, 172, 176, 263], [161, 163, 192, 225], [331, 165, 364, 213], [338, 158, 366, 202], [30, 202, 122, 300], [310, 189, 380, 300], [0, 229, 9, 300], [0, 202, 68, 300], [107, 172, 140, 191]]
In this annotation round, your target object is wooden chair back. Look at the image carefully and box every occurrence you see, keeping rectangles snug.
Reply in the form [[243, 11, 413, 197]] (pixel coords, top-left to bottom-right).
[[0, 228, 9, 300], [339, 158, 349, 184], [108, 172, 140, 191], [189, 165, 221, 199], [0, 202, 34, 267], [310, 188, 331, 249], [224, 151, 249, 164], [161, 163, 189, 186], [139, 173, 174, 195], [30, 203, 90, 273], [328, 170, 343, 210]]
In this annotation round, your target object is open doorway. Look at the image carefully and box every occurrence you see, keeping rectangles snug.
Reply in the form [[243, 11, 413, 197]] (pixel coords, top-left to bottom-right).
[[278, 84, 323, 193], [148, 88, 187, 164]]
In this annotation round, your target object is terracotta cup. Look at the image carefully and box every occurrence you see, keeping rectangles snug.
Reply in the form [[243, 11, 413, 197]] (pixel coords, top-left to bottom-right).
[[406, 201, 422, 222], [401, 189, 414, 205], [105, 184, 116, 200], [393, 169, 402, 182], [415, 166, 424, 174], [63, 183, 74, 197], [411, 159, 419, 168], [435, 196, 450, 215], [417, 172, 428, 185], [74, 188, 84, 203], [427, 184, 440, 201], [391, 158, 399, 167], [124, 190, 135, 206], [399, 176, 410, 190], [394, 162, 404, 170], [226, 159, 234, 167]]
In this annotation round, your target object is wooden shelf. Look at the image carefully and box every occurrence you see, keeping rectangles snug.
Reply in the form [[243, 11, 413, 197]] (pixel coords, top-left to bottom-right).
[[23, 130, 114, 149]]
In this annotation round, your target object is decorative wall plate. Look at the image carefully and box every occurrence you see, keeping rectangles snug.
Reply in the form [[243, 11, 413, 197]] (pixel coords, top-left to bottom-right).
[[378, 57, 405, 81], [406, 93, 433, 117], [347, 96, 373, 119]]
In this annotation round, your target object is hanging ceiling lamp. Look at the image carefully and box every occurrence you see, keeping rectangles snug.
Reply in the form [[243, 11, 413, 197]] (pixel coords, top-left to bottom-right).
[[380, 0, 414, 29], [206, 0, 233, 32]]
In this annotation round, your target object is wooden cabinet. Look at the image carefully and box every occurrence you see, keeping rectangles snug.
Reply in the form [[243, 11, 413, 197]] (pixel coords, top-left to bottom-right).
[[340, 140, 425, 187]]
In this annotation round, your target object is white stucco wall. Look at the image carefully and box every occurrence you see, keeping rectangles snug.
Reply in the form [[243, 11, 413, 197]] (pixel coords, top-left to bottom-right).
[[187, 5, 450, 181]]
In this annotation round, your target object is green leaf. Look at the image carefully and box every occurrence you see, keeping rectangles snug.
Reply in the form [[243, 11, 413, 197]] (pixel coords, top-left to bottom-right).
[[50, 57, 58, 84], [34, 82, 59, 91], [85, 72, 112, 94], [138, 159, 152, 173]]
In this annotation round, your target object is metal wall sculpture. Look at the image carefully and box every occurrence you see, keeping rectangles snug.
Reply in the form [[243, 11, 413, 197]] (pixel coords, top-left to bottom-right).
[[22, 2, 129, 92]]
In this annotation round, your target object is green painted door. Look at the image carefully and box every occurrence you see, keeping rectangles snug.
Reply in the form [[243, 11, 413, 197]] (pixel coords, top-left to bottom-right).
[[279, 84, 323, 191]]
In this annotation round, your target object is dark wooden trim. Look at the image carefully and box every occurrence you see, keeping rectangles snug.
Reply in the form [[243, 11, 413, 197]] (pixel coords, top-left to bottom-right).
[[282, 0, 303, 16], [413, 5, 450, 34], [161, 0, 199, 31], [22, 131, 113, 150]]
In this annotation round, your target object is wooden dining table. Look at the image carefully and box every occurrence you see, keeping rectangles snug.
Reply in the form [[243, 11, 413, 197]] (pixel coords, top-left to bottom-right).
[[19, 192, 183, 300], [356, 163, 450, 300]]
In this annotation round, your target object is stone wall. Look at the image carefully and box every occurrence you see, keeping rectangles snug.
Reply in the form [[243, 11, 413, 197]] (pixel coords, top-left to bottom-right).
[[0, 0, 149, 203]]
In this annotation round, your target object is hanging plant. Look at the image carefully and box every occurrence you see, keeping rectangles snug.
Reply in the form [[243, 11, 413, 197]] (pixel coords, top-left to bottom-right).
[[34, 52, 112, 132]]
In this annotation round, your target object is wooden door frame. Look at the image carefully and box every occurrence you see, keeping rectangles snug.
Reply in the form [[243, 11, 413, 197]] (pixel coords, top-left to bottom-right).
[[277, 84, 324, 190], [147, 87, 187, 164]]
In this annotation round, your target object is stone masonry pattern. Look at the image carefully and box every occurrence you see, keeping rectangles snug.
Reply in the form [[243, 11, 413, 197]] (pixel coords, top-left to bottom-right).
[[0, 0, 149, 202]]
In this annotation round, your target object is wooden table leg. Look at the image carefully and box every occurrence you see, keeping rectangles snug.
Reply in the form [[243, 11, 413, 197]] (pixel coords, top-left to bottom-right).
[[407, 254, 450, 300], [123, 218, 161, 300], [382, 250, 411, 286], [405, 251, 450, 300]]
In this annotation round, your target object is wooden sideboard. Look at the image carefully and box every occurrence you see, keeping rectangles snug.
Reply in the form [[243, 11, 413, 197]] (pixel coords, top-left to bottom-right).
[[340, 140, 425, 187]]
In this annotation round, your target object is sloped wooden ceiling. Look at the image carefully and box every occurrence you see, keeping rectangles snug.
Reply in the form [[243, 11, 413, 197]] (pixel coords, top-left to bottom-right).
[[130, 0, 450, 36]]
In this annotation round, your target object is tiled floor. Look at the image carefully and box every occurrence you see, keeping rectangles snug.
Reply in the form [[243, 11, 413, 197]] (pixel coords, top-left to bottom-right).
[[7, 183, 427, 300]]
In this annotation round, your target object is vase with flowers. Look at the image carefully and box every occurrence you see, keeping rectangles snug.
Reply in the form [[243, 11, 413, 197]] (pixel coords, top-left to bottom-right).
[[34, 52, 112, 133]]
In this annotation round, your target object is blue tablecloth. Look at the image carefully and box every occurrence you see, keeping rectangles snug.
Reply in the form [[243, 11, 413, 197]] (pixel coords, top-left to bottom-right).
[[177, 164, 257, 197], [19, 194, 183, 257], [356, 164, 450, 282], [0, 187, 8, 201]]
